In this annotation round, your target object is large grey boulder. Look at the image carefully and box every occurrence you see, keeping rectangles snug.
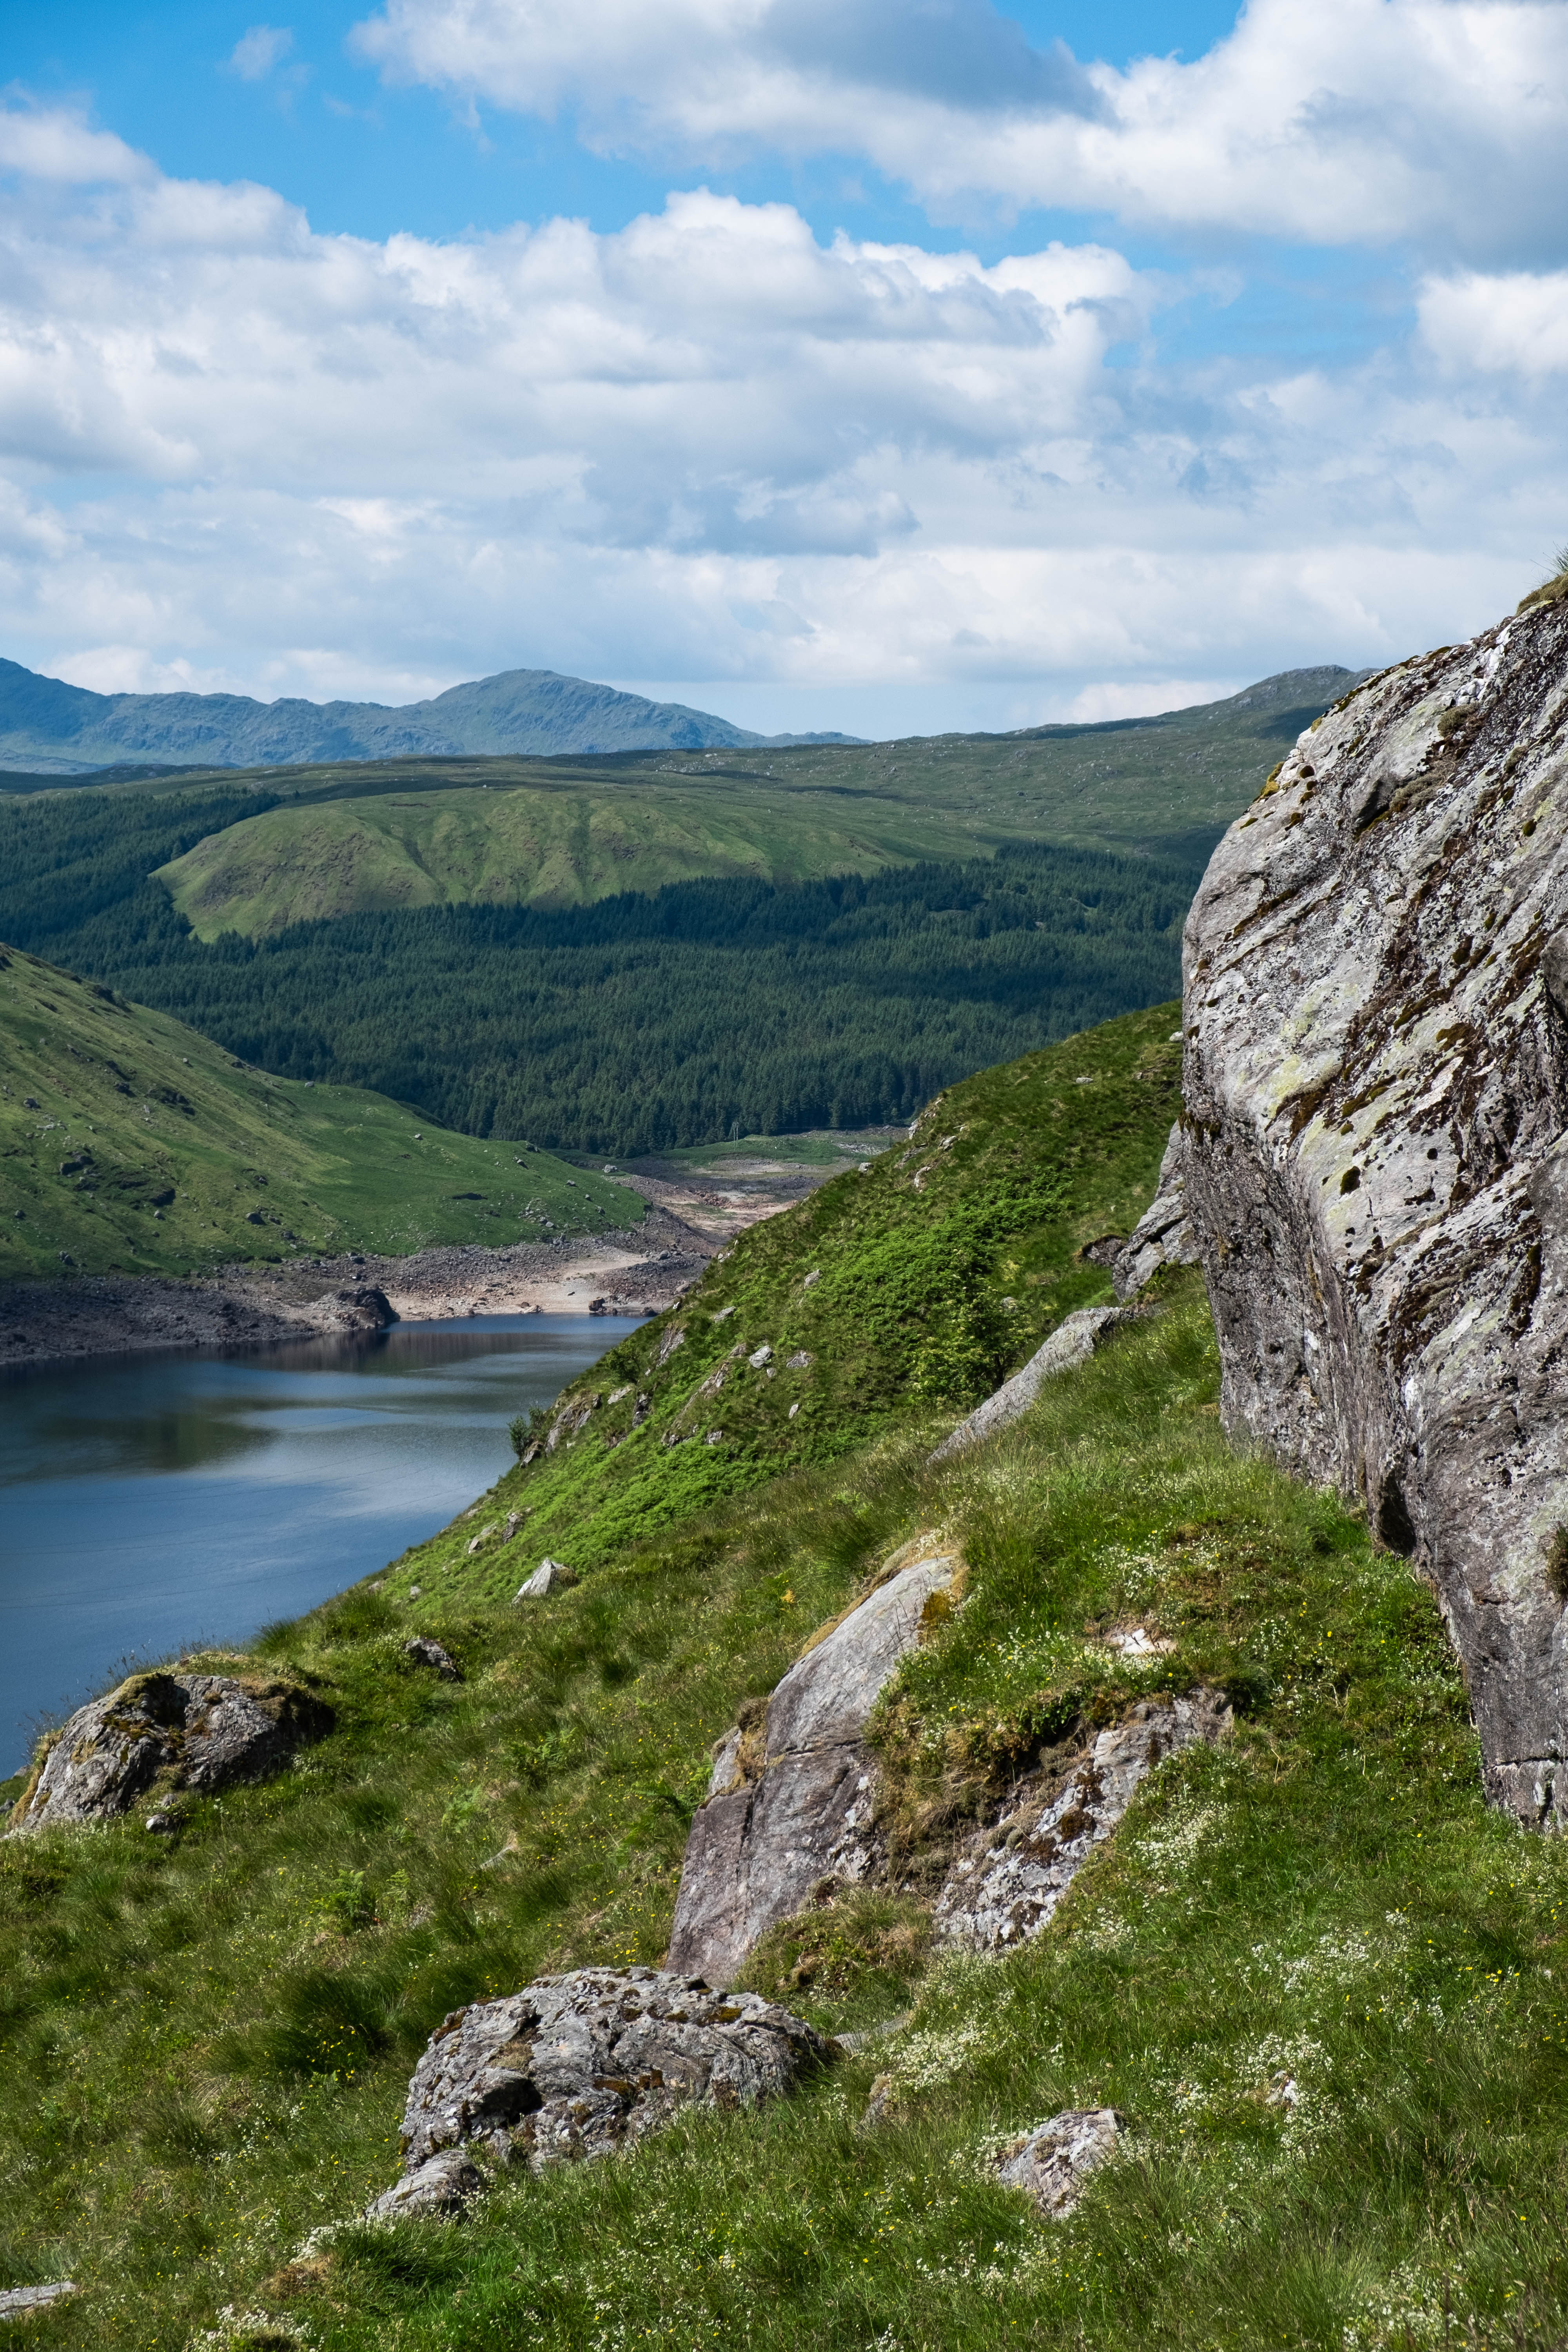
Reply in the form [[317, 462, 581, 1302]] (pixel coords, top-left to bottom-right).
[[8, 1671, 332, 1831], [667, 1550, 959, 1981], [369, 1965, 830, 2217], [928, 1308, 1142, 1465], [1181, 586, 1568, 1824], [935, 1692, 1229, 1948]]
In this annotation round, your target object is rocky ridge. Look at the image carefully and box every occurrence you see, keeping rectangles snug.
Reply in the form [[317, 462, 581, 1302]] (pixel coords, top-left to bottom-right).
[[928, 1304, 1146, 1463], [934, 1691, 1231, 1948], [668, 1546, 961, 1982], [1181, 580, 1568, 1824]]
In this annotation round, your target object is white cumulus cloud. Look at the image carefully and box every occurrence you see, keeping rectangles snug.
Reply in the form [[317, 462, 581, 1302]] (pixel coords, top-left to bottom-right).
[[0, 99, 1561, 720], [352, 0, 1568, 262], [1419, 267, 1568, 377]]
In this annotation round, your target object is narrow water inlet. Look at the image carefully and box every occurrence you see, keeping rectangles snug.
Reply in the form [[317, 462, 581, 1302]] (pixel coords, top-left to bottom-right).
[[0, 1312, 643, 1773]]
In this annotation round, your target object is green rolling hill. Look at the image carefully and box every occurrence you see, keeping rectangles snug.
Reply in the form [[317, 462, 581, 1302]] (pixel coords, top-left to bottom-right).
[[2, 662, 1362, 944], [141, 663, 1362, 936], [154, 777, 979, 941], [0, 943, 640, 1281]]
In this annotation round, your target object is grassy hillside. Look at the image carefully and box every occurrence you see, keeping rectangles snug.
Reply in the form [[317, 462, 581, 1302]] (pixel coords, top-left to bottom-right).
[[0, 801, 1197, 1153], [155, 780, 979, 941], [0, 1020, 1559, 2351], [150, 659, 1349, 941], [405, 999, 1184, 1580], [0, 943, 640, 1281], [615, 661, 1366, 862]]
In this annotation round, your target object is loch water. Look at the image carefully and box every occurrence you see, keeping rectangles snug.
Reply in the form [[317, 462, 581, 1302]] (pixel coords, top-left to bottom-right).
[[0, 1312, 641, 1775]]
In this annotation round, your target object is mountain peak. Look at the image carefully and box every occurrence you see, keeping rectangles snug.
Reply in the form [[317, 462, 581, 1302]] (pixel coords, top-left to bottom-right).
[[0, 658, 863, 773]]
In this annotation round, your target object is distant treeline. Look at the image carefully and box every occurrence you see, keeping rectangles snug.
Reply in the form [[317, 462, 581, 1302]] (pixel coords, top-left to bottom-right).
[[0, 786, 1199, 1154]]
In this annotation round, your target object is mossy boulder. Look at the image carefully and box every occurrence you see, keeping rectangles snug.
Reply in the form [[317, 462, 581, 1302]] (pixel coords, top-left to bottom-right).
[[8, 1670, 332, 1831]]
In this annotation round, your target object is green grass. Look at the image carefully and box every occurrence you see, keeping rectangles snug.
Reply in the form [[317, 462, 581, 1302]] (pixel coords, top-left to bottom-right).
[[3, 1009, 1558, 2350], [622, 1129, 900, 1173], [410, 999, 1184, 1584], [0, 942, 640, 1280], [155, 782, 985, 941], [3, 1272, 1563, 2351]]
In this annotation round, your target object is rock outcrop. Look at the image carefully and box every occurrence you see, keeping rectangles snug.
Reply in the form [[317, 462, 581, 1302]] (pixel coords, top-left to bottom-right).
[[9, 1671, 332, 1831], [935, 1692, 1229, 1948], [667, 1548, 960, 1981], [927, 1308, 1143, 1465], [0, 2283, 77, 2319], [996, 2109, 1123, 2216], [1181, 585, 1568, 1824], [515, 1559, 575, 1599], [369, 1966, 830, 2217], [1111, 1122, 1200, 1299], [301, 1283, 393, 1334], [403, 1637, 460, 1680]]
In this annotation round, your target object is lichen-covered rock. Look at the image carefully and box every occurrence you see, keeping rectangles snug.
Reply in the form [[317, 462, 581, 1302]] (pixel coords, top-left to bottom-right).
[[368, 1965, 830, 2216], [8, 1671, 332, 1831], [935, 1693, 1229, 1948], [403, 1637, 460, 1680], [1111, 1123, 1200, 1299], [667, 1549, 959, 1982], [1181, 588, 1568, 1824], [928, 1308, 1142, 1464], [996, 2109, 1123, 2216]]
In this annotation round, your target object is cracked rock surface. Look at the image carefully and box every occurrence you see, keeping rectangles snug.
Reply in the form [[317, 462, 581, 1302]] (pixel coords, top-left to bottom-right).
[[996, 2109, 1123, 2216], [935, 1693, 1229, 1949], [667, 1549, 959, 1982], [369, 1967, 830, 2216], [1181, 586, 1568, 1824], [9, 1671, 332, 1831]]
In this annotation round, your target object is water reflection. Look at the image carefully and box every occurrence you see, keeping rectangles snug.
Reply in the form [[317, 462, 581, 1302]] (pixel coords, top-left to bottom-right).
[[0, 1314, 638, 1773]]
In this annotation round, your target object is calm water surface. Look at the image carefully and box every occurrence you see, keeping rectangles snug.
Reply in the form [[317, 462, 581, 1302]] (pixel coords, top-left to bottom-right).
[[0, 1314, 640, 1773]]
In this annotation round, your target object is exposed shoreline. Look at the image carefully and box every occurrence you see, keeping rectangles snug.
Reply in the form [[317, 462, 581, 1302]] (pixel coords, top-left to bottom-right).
[[0, 1207, 716, 1372], [0, 1133, 891, 1371]]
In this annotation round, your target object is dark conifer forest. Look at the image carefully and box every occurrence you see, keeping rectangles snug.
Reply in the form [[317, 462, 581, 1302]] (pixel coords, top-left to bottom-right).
[[0, 784, 1198, 1154]]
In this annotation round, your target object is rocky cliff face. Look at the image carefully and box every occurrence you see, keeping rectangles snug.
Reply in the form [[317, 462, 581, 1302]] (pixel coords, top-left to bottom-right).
[[1181, 581, 1568, 1823]]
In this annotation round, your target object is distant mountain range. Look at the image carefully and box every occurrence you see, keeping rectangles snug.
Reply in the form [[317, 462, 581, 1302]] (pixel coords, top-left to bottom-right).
[[0, 659, 862, 773]]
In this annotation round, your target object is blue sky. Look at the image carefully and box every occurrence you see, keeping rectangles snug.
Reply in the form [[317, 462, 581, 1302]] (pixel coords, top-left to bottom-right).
[[2, 0, 1566, 735], [6, 2, 1243, 249]]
